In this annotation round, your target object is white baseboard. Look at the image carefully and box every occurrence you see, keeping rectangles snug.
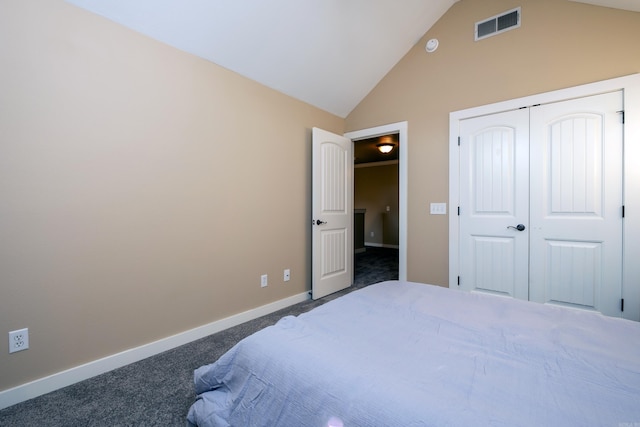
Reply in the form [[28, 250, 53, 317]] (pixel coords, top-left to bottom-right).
[[0, 291, 310, 410]]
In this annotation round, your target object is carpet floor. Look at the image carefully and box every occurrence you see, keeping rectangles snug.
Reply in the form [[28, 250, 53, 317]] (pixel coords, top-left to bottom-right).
[[0, 247, 398, 426]]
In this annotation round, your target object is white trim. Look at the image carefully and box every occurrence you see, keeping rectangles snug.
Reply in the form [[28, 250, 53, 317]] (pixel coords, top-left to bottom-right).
[[0, 291, 309, 410], [364, 242, 400, 249], [345, 121, 408, 282], [355, 159, 399, 168], [449, 73, 640, 321]]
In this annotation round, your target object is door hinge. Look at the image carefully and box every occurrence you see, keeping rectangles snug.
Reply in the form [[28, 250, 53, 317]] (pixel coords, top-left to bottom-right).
[[622, 205, 625, 218], [457, 276, 460, 286], [458, 136, 461, 146], [621, 298, 624, 312], [617, 110, 625, 124], [457, 206, 460, 216]]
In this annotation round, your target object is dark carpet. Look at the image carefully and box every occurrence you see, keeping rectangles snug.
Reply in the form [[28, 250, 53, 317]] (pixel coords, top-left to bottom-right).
[[0, 247, 398, 426]]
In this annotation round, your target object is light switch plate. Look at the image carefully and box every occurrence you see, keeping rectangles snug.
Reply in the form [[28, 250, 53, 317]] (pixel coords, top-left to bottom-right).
[[430, 203, 447, 215]]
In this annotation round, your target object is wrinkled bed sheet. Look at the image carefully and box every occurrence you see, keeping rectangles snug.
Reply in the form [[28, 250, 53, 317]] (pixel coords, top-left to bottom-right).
[[187, 281, 640, 426]]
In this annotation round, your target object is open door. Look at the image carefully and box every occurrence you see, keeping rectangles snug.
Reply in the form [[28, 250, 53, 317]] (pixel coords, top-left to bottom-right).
[[312, 127, 353, 299]]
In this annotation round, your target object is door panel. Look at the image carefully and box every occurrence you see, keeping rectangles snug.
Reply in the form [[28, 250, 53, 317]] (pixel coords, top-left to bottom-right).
[[472, 236, 517, 295], [312, 128, 353, 299], [529, 92, 623, 315], [549, 114, 603, 215], [545, 241, 601, 307], [459, 109, 529, 299]]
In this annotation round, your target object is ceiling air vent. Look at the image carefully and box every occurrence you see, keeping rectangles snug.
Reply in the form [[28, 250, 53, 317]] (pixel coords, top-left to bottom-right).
[[475, 7, 521, 41]]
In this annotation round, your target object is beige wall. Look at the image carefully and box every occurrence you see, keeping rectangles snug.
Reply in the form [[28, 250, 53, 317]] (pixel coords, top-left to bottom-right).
[[0, 1, 343, 391], [354, 164, 399, 247], [346, 0, 640, 286], [3, 0, 640, 397]]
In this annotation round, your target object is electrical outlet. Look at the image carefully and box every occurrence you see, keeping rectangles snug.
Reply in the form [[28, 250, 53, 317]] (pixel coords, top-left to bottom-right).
[[9, 328, 29, 354], [284, 269, 291, 282], [261, 274, 268, 288]]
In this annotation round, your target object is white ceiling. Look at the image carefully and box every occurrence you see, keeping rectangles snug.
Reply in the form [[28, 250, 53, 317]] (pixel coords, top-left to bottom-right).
[[65, 0, 639, 118]]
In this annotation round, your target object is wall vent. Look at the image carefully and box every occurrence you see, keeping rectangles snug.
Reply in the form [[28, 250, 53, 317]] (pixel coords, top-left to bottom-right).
[[475, 7, 521, 41]]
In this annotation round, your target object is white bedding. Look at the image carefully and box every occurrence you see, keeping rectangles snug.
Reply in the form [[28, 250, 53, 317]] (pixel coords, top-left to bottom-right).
[[187, 280, 640, 426]]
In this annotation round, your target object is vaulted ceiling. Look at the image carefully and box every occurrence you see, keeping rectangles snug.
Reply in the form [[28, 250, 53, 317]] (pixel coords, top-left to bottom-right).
[[66, 0, 640, 118]]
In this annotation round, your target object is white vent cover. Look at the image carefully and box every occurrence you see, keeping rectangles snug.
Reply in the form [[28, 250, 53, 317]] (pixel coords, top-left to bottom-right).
[[475, 7, 521, 41]]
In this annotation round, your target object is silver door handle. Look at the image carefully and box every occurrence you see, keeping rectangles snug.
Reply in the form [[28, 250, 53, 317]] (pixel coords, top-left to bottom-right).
[[507, 224, 526, 231]]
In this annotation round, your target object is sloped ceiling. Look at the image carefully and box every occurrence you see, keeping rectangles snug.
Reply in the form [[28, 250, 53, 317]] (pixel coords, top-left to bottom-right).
[[65, 0, 458, 118], [65, 1, 638, 118]]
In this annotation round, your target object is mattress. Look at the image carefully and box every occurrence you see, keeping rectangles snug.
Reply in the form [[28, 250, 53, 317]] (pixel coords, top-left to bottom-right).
[[187, 280, 640, 426]]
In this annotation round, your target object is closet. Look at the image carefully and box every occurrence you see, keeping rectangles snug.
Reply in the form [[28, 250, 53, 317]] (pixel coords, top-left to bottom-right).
[[451, 89, 624, 317]]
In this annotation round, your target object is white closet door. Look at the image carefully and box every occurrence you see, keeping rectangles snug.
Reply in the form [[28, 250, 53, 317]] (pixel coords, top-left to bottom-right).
[[458, 109, 530, 300], [529, 91, 623, 316]]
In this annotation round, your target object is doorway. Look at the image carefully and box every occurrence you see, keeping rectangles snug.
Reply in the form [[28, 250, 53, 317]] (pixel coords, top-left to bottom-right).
[[345, 121, 408, 282], [353, 134, 399, 286]]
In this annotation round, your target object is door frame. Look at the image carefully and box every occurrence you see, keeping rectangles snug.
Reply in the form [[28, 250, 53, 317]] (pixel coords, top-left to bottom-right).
[[346, 121, 408, 281], [449, 74, 640, 321]]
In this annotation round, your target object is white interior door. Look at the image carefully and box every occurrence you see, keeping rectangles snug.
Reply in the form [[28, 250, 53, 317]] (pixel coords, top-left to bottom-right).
[[312, 127, 353, 299], [458, 109, 530, 299], [529, 92, 623, 315], [457, 91, 623, 316]]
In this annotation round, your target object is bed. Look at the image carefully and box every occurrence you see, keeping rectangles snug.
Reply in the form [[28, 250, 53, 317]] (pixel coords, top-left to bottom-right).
[[187, 280, 640, 426]]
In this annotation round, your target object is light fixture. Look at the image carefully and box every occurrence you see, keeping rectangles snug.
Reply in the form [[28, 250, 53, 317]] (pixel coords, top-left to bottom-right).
[[376, 140, 395, 154], [377, 136, 396, 154], [377, 143, 394, 154]]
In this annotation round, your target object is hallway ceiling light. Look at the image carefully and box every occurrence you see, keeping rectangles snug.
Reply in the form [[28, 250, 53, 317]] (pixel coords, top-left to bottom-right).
[[377, 143, 395, 154], [377, 135, 396, 154]]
